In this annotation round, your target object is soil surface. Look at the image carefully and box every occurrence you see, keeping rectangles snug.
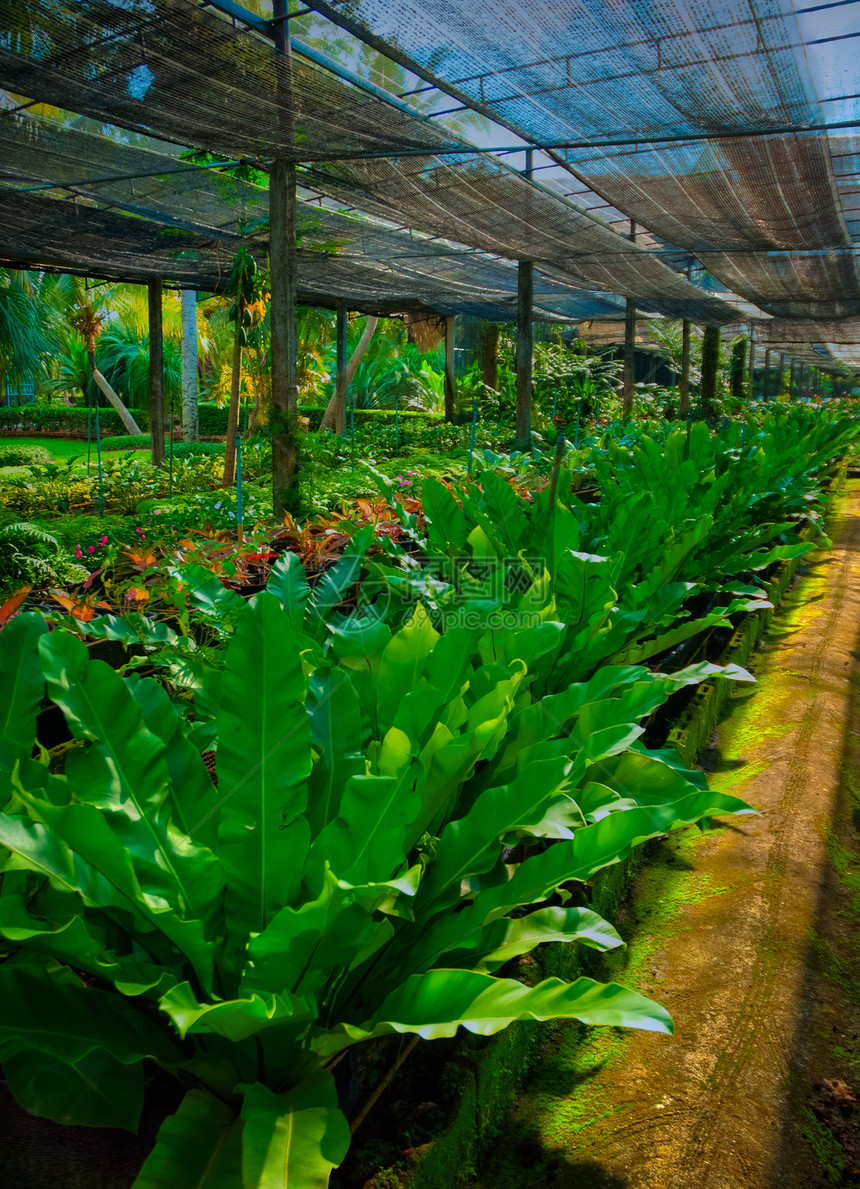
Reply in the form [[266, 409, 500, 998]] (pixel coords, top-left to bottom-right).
[[474, 479, 860, 1189]]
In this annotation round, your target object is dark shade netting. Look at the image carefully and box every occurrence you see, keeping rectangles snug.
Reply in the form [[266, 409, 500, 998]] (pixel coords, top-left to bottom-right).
[[755, 318, 860, 347], [0, 179, 626, 323], [0, 0, 464, 163], [305, 0, 860, 319], [0, 2, 741, 323], [306, 153, 739, 322]]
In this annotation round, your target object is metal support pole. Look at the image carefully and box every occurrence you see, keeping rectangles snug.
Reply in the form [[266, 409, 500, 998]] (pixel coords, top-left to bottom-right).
[[762, 348, 772, 402], [270, 0, 299, 516], [148, 277, 165, 467], [168, 392, 175, 497], [444, 315, 456, 423], [94, 402, 104, 516], [335, 298, 347, 435], [622, 219, 638, 418], [468, 388, 478, 476], [236, 434, 244, 545], [515, 260, 533, 451], [679, 319, 691, 417]]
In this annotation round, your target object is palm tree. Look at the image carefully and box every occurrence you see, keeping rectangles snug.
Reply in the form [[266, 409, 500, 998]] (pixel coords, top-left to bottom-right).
[[0, 270, 55, 398], [41, 274, 142, 434]]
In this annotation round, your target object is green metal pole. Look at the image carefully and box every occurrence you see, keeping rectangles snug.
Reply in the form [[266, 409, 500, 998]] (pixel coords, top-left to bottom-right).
[[168, 394, 175, 498], [94, 402, 104, 516], [236, 433, 244, 544], [467, 388, 478, 476]]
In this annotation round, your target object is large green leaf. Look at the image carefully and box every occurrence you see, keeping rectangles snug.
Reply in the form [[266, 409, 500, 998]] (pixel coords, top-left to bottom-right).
[[0, 805, 215, 986], [159, 980, 312, 1045], [376, 603, 439, 736], [0, 964, 182, 1065], [129, 674, 223, 856], [241, 1074, 350, 1189], [266, 550, 311, 630], [305, 525, 374, 638], [133, 1090, 243, 1189], [325, 970, 672, 1054], [422, 476, 469, 552], [216, 593, 313, 940], [1, 1040, 144, 1131], [305, 668, 365, 837], [407, 905, 623, 979], [39, 632, 220, 924], [0, 612, 47, 760]]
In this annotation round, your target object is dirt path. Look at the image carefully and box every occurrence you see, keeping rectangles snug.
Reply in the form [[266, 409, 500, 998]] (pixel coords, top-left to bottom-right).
[[475, 480, 860, 1189]]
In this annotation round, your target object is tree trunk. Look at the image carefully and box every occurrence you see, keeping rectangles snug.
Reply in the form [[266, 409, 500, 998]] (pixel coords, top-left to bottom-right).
[[700, 325, 720, 411], [85, 338, 141, 435], [318, 314, 378, 432], [482, 322, 499, 392], [90, 367, 142, 434], [678, 319, 690, 417], [622, 299, 636, 417], [515, 262, 533, 451], [444, 315, 457, 425], [148, 279, 165, 467], [181, 289, 198, 442], [222, 305, 243, 487]]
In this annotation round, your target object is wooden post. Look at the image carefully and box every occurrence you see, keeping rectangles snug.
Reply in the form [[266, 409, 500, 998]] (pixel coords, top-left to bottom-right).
[[180, 288, 198, 442], [515, 260, 533, 451], [778, 352, 785, 399], [482, 322, 499, 392], [789, 357, 796, 402], [762, 348, 772, 402], [621, 219, 637, 418], [334, 298, 347, 435], [444, 315, 456, 423], [799, 361, 806, 401], [679, 319, 690, 416], [700, 325, 720, 411], [748, 327, 756, 400], [148, 277, 164, 467], [270, 0, 299, 516]]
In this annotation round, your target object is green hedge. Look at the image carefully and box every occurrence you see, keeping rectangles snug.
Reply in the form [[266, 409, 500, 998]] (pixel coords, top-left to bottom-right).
[[0, 406, 150, 435], [101, 435, 226, 458], [0, 403, 442, 439], [298, 405, 444, 432], [196, 402, 230, 434]]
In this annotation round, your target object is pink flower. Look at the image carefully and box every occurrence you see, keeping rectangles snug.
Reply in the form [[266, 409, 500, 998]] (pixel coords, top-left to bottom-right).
[[135, 527, 144, 534], [75, 546, 82, 559], [88, 545, 96, 554], [100, 536, 108, 544]]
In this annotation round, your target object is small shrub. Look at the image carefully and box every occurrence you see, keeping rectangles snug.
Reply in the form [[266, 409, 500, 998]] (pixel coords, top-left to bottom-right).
[[0, 520, 88, 596], [0, 444, 53, 467]]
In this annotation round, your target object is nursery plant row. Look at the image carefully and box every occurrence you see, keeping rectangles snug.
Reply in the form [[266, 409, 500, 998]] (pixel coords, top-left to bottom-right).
[[0, 405, 856, 1189]]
